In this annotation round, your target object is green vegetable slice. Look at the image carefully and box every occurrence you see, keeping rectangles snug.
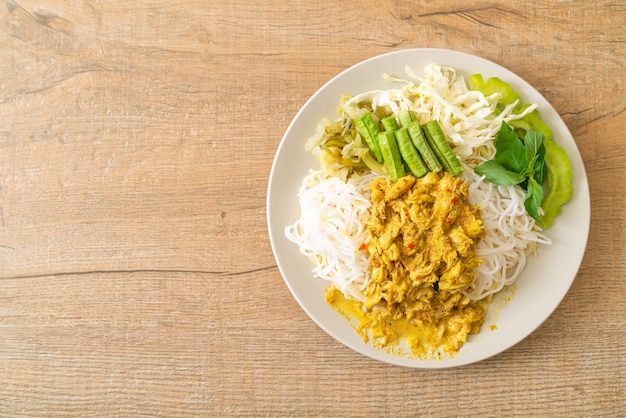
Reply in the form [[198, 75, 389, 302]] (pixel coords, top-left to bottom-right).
[[509, 105, 553, 141], [407, 121, 442, 173], [541, 138, 573, 228], [469, 74, 520, 111], [422, 120, 463, 176], [381, 116, 398, 132], [355, 113, 383, 162], [394, 127, 429, 178], [398, 110, 417, 128], [378, 131, 406, 179]]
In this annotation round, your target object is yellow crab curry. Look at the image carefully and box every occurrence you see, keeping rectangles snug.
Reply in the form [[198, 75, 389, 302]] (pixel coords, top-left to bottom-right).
[[326, 171, 488, 358]]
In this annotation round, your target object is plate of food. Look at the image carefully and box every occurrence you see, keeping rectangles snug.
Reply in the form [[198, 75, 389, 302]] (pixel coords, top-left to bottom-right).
[[267, 48, 589, 368]]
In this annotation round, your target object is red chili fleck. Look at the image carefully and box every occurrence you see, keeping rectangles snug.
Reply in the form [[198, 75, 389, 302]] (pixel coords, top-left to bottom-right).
[[407, 242, 416, 250], [358, 242, 368, 251], [450, 197, 456, 205]]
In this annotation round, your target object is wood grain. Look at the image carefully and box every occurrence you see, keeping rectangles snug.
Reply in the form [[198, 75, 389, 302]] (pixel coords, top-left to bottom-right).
[[1, 0, 624, 416]]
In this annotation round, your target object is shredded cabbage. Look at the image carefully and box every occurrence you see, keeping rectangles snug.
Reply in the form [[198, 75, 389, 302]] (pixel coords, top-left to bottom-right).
[[344, 64, 538, 163]]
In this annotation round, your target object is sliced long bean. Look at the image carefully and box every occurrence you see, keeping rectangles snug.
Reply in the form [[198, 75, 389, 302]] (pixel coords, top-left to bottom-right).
[[398, 110, 417, 128], [394, 127, 429, 178], [422, 120, 463, 176], [407, 121, 442, 173], [378, 131, 405, 179], [355, 113, 383, 162], [381, 116, 398, 132]]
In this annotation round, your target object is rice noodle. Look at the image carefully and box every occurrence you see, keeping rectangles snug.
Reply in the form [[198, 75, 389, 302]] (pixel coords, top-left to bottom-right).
[[463, 169, 551, 300], [285, 170, 379, 302]]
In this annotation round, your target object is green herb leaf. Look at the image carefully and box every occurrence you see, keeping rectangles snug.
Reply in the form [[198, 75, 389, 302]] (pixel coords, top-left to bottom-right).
[[532, 143, 547, 185], [474, 160, 526, 186], [522, 129, 547, 187], [524, 177, 544, 226], [494, 121, 528, 174], [474, 121, 550, 226], [524, 129, 544, 163]]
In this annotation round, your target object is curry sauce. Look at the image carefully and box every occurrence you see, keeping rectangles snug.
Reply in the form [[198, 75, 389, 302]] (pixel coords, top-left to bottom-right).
[[326, 172, 488, 358]]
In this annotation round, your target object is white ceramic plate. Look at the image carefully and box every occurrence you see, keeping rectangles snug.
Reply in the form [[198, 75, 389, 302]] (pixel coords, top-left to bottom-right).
[[266, 48, 590, 368]]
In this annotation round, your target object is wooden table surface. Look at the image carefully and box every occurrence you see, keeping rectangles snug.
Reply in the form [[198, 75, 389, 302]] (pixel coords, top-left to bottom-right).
[[1, 1, 624, 416]]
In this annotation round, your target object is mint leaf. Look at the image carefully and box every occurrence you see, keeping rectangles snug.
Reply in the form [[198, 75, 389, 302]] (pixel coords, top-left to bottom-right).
[[494, 121, 528, 173], [524, 177, 544, 226], [475, 160, 526, 186]]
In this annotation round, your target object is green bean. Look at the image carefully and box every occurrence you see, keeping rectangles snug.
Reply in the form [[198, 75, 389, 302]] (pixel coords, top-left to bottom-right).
[[381, 116, 398, 132], [378, 131, 406, 179], [422, 120, 463, 176], [355, 113, 383, 162], [407, 121, 442, 173], [398, 110, 417, 128], [394, 127, 429, 178]]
